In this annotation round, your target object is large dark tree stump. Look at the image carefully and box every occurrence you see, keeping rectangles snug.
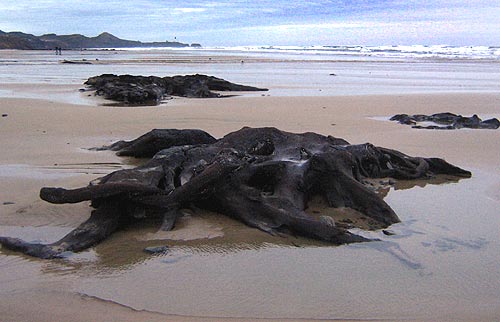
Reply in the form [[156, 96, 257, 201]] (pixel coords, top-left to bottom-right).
[[0, 127, 471, 259]]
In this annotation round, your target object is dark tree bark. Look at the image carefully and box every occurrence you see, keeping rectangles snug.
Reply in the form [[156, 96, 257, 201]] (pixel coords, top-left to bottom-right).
[[390, 112, 500, 130], [0, 127, 471, 259], [0, 197, 123, 259], [93, 128, 217, 158], [84, 74, 269, 104]]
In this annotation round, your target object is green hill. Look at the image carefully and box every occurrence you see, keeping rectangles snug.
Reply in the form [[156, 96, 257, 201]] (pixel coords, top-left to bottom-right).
[[0, 30, 198, 49]]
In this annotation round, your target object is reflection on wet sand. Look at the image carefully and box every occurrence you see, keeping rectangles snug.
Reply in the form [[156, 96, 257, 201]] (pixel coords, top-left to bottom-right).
[[0, 162, 130, 179], [394, 173, 468, 190]]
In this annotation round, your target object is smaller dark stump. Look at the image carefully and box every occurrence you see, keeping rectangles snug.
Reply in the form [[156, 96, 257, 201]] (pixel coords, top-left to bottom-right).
[[390, 112, 500, 130], [84, 74, 269, 105]]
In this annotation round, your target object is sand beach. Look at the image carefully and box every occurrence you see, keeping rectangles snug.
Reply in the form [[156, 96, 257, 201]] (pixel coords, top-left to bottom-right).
[[0, 49, 499, 321]]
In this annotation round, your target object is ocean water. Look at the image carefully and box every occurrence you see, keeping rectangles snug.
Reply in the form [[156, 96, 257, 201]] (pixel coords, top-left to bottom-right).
[[117, 44, 500, 60]]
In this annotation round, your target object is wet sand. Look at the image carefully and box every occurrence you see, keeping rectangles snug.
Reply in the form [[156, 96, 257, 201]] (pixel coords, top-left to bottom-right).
[[1, 54, 500, 321]]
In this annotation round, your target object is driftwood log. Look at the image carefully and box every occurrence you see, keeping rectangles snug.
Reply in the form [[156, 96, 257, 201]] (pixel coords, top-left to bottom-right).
[[0, 127, 471, 259], [390, 112, 500, 130], [85, 74, 268, 104]]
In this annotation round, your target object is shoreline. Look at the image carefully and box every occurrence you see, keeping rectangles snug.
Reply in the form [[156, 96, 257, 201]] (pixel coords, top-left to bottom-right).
[[4, 81, 500, 104]]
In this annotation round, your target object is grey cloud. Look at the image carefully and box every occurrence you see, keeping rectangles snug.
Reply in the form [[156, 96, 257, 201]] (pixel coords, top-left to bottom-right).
[[0, 0, 498, 45]]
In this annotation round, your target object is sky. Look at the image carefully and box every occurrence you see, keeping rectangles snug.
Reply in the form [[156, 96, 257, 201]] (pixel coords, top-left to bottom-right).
[[0, 0, 499, 46]]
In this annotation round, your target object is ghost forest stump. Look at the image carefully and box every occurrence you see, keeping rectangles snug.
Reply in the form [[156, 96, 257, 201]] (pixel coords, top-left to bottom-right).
[[84, 74, 269, 104], [0, 127, 471, 259]]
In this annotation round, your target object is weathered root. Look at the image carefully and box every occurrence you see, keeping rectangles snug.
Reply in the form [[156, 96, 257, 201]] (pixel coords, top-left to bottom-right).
[[0, 198, 123, 258], [159, 209, 183, 231], [214, 184, 371, 244], [40, 183, 163, 204], [94, 129, 217, 158], [0, 127, 471, 259], [306, 151, 399, 225]]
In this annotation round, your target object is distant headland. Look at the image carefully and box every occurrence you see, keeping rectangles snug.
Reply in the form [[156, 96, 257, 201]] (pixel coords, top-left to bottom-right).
[[0, 30, 201, 50]]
